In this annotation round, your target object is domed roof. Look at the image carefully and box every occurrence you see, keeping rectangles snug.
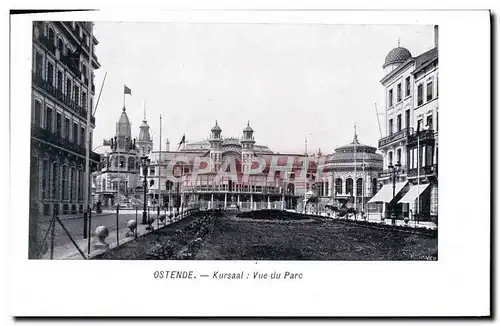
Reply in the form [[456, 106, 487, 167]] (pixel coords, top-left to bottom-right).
[[243, 121, 253, 132], [383, 46, 412, 68], [211, 120, 222, 132], [116, 107, 131, 138], [138, 119, 151, 142]]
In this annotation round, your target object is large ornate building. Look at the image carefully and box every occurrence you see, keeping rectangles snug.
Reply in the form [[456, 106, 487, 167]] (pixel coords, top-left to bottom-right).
[[93, 106, 153, 207], [145, 121, 319, 212], [29, 21, 101, 257], [371, 26, 439, 223], [315, 131, 383, 213]]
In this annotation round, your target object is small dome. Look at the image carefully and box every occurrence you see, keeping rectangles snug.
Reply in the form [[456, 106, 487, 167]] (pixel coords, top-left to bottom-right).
[[116, 107, 131, 138], [243, 121, 253, 133], [211, 120, 222, 132], [138, 120, 151, 142], [383, 47, 412, 68]]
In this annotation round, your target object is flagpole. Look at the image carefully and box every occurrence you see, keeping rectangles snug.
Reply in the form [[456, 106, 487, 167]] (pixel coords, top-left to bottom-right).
[[84, 23, 94, 252], [417, 129, 420, 225], [304, 138, 307, 214], [158, 114, 162, 214], [354, 122, 357, 212]]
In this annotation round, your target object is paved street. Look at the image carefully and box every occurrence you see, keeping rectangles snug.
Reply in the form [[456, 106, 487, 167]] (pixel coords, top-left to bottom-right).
[[36, 209, 173, 259]]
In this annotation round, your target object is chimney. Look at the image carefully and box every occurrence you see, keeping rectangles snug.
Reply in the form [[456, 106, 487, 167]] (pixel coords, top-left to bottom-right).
[[434, 25, 438, 48]]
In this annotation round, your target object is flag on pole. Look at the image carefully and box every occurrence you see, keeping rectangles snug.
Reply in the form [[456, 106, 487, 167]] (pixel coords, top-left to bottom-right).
[[124, 85, 132, 95], [178, 134, 186, 150]]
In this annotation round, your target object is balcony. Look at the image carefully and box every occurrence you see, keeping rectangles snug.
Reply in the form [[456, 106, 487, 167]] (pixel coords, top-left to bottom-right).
[[408, 164, 437, 178], [32, 72, 95, 124], [407, 129, 435, 147], [37, 36, 56, 54], [379, 165, 408, 179], [60, 54, 81, 77], [31, 124, 101, 163], [378, 127, 411, 149]]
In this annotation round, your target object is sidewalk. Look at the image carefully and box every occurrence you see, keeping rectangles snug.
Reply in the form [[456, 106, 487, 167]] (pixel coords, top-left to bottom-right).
[[295, 211, 437, 230], [40, 213, 190, 260]]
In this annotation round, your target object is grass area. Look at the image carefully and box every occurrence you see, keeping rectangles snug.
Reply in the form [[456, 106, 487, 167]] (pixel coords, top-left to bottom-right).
[[195, 214, 438, 260], [236, 210, 315, 220]]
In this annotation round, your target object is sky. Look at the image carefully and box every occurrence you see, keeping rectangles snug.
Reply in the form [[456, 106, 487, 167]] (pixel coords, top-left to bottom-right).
[[91, 23, 434, 154]]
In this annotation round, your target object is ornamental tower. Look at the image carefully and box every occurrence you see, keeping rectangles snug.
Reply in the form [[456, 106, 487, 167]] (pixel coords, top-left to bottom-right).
[[241, 121, 255, 173], [209, 120, 223, 172], [137, 105, 153, 157]]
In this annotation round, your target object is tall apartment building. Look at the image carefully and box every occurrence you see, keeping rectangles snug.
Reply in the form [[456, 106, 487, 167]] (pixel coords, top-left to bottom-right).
[[29, 21, 101, 256], [370, 26, 438, 223]]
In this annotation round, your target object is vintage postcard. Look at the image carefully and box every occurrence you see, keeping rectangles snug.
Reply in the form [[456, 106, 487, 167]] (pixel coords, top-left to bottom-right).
[[8, 8, 490, 318]]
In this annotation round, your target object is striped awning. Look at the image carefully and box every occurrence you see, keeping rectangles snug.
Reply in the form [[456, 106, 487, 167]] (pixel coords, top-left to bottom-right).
[[368, 182, 408, 203], [398, 184, 430, 204]]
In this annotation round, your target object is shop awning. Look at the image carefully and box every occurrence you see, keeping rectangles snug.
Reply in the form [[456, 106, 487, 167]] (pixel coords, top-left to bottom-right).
[[398, 183, 430, 204], [368, 182, 408, 203]]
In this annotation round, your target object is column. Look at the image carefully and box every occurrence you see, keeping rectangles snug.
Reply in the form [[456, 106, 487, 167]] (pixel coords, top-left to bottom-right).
[[267, 196, 271, 209], [224, 192, 227, 209], [211, 193, 214, 210], [237, 194, 240, 207], [250, 194, 253, 210]]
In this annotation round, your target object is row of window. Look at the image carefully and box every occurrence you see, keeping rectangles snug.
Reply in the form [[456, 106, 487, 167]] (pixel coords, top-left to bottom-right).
[[34, 51, 92, 110], [388, 76, 411, 107], [388, 76, 438, 108], [333, 178, 378, 197], [31, 158, 84, 202], [408, 145, 435, 169], [387, 145, 435, 168], [388, 110, 438, 135], [416, 78, 438, 107], [45, 22, 90, 56], [33, 98, 91, 148]]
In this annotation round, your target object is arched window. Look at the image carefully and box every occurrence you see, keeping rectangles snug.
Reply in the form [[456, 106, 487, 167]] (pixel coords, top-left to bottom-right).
[[335, 178, 342, 195], [128, 157, 135, 171], [287, 183, 295, 195], [119, 156, 125, 168], [150, 179, 155, 187], [57, 37, 64, 53], [345, 178, 353, 196], [166, 180, 173, 191], [356, 178, 363, 197], [48, 27, 55, 43], [81, 63, 87, 79], [372, 178, 378, 196]]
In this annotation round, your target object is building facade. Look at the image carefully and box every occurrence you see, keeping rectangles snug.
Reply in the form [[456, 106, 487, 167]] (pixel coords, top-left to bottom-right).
[[93, 106, 153, 207], [318, 132, 383, 213], [144, 121, 319, 212], [372, 26, 438, 223], [29, 21, 101, 257]]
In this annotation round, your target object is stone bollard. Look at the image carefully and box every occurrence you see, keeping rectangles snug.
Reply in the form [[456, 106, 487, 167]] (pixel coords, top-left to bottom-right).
[[93, 226, 109, 249], [126, 220, 137, 237]]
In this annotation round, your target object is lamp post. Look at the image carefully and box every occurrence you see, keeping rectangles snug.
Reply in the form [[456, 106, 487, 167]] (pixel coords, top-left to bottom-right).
[[388, 161, 402, 226], [141, 156, 150, 224]]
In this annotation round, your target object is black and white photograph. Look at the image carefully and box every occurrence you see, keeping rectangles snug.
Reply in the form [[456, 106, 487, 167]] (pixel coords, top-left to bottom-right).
[[28, 21, 439, 261], [7, 8, 491, 318]]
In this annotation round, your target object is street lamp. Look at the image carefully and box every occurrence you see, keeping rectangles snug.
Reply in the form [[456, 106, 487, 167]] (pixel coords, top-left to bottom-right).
[[141, 156, 151, 224], [388, 160, 402, 225]]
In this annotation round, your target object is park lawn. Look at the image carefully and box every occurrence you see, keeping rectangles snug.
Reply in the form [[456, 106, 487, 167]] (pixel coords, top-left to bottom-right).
[[195, 216, 438, 260]]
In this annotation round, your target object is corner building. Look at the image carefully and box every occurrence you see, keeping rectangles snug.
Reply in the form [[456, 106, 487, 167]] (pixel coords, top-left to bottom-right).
[[371, 26, 438, 223], [29, 21, 101, 257]]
